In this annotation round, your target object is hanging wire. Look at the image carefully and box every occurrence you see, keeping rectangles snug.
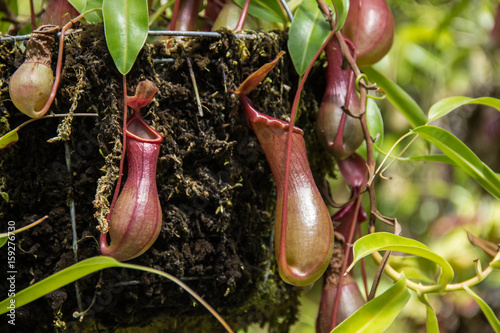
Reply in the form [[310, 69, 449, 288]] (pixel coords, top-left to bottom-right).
[[0, 30, 259, 43], [277, 0, 294, 23]]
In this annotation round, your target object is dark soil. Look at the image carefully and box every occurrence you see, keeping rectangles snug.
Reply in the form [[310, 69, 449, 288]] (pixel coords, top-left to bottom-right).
[[0, 24, 334, 332]]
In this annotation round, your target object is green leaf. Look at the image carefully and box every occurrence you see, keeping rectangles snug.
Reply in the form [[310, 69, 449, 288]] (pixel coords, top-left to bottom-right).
[[464, 286, 500, 332], [357, 98, 384, 159], [347, 233, 454, 288], [417, 294, 439, 333], [408, 154, 455, 166], [83, 0, 104, 23], [428, 96, 500, 123], [288, 0, 331, 75], [0, 256, 232, 331], [0, 129, 19, 149], [331, 274, 410, 333], [102, 0, 149, 75], [0, 257, 117, 312], [234, 0, 286, 24], [68, 0, 103, 23], [362, 66, 427, 127], [68, 0, 86, 12], [388, 255, 437, 284], [331, 0, 349, 31], [413, 125, 500, 199]]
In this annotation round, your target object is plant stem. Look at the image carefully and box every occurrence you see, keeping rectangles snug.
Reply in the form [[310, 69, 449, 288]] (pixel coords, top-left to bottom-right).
[[235, 0, 251, 31], [169, 0, 181, 30], [30, 0, 37, 30], [34, 10, 94, 118], [105, 75, 129, 229]]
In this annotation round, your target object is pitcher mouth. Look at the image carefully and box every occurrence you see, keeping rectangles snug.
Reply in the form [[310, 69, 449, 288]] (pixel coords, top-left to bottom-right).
[[125, 112, 164, 144]]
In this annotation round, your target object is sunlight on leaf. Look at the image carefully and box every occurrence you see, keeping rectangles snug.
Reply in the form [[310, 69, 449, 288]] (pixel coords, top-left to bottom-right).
[[102, 0, 148, 75], [234, 0, 286, 24], [388, 255, 437, 284], [464, 286, 500, 333], [413, 126, 500, 199], [362, 66, 427, 127], [0, 129, 19, 149], [347, 233, 454, 288], [428, 96, 500, 123], [331, 274, 410, 333], [288, 0, 331, 75]]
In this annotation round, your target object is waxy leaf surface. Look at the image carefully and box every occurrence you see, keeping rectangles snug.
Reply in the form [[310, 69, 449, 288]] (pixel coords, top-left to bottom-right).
[[331, 274, 410, 333], [0, 129, 19, 149], [288, 0, 331, 75], [68, 0, 103, 23], [102, 0, 148, 74], [331, 0, 350, 31], [347, 232, 454, 288], [234, 0, 286, 23]]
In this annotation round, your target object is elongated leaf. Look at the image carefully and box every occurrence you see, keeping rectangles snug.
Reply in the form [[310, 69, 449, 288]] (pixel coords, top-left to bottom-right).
[[408, 154, 455, 166], [413, 126, 500, 199], [347, 233, 454, 288], [331, 0, 349, 31], [0, 129, 19, 149], [464, 286, 500, 332], [0, 257, 117, 311], [234, 0, 286, 24], [102, 0, 148, 75], [362, 66, 427, 127], [331, 274, 410, 333], [428, 96, 500, 123], [288, 0, 331, 75], [0, 257, 232, 331], [418, 294, 439, 333]]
